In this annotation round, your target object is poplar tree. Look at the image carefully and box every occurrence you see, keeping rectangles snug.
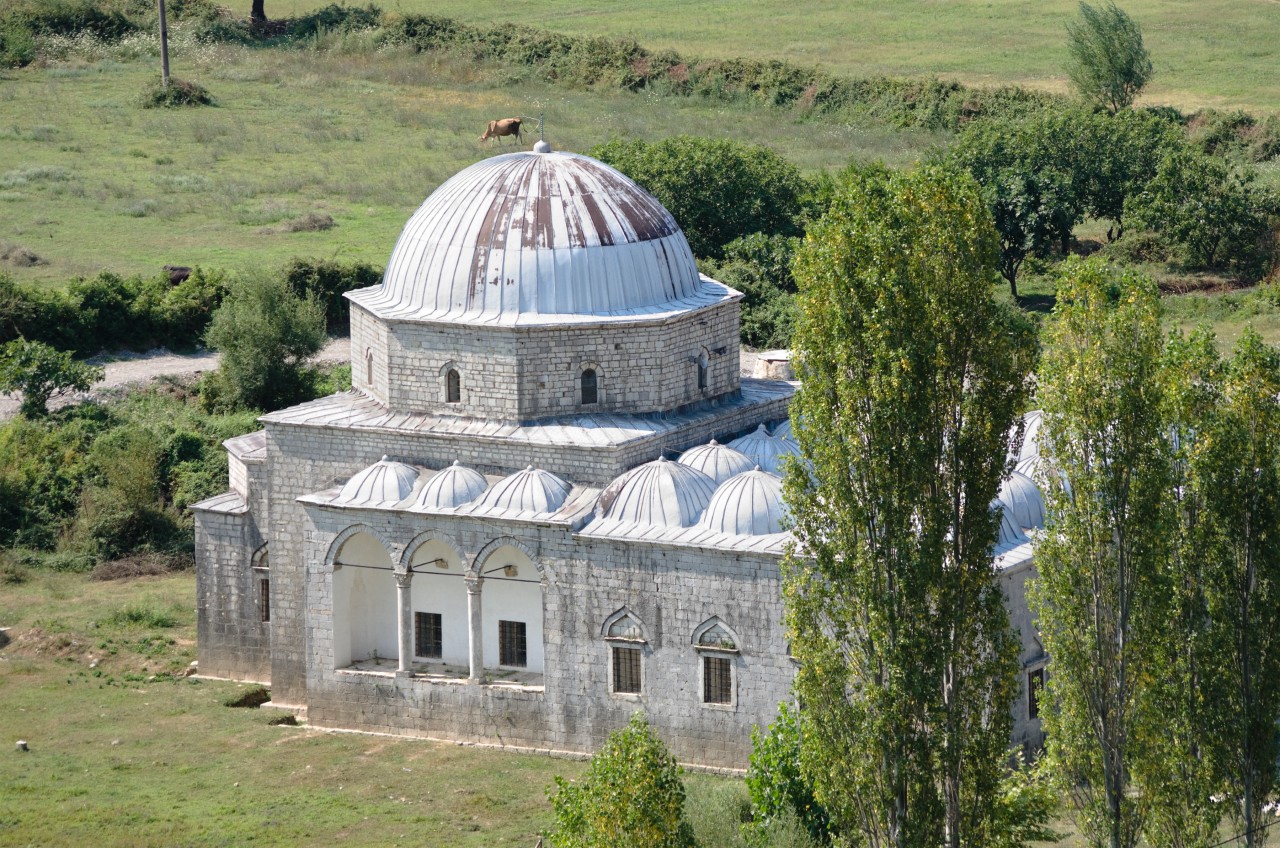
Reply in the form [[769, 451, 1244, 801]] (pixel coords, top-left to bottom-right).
[[783, 166, 1036, 848], [1194, 329, 1280, 848], [1031, 258, 1171, 848]]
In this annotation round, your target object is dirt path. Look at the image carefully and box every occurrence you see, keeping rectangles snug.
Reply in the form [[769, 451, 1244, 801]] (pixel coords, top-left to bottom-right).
[[0, 337, 351, 420]]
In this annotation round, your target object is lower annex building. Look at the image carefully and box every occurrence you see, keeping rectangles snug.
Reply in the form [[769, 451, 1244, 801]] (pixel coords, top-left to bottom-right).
[[192, 145, 1048, 771]]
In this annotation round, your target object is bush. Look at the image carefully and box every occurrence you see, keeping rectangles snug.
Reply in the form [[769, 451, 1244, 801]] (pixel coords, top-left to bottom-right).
[[281, 258, 381, 333], [0, 19, 36, 67], [102, 603, 179, 629], [0, 338, 103, 418], [224, 685, 271, 707], [4, 0, 136, 39], [287, 3, 382, 39], [745, 703, 830, 844], [203, 271, 327, 411], [142, 78, 214, 108], [547, 713, 696, 848], [591, 136, 806, 259], [702, 234, 798, 350]]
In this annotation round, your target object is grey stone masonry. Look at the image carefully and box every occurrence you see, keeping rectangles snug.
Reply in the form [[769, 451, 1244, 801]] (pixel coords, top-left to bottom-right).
[[348, 299, 741, 422]]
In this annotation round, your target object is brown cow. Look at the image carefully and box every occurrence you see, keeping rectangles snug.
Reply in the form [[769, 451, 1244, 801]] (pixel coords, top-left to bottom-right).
[[479, 117, 523, 144]]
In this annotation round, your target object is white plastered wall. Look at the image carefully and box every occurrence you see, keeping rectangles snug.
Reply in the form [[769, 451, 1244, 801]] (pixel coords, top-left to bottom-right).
[[477, 545, 543, 673], [409, 539, 468, 667], [332, 532, 396, 667]]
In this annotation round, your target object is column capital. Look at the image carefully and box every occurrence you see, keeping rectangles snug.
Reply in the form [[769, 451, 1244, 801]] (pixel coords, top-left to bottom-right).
[[394, 570, 413, 589]]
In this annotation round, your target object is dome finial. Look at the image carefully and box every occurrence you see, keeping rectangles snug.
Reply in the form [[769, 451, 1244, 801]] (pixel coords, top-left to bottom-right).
[[532, 112, 551, 153]]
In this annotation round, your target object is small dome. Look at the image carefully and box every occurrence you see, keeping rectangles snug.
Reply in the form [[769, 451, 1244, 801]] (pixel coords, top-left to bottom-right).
[[727, 424, 802, 474], [415, 460, 488, 509], [993, 499, 1030, 547], [350, 152, 709, 325], [475, 466, 571, 515], [337, 456, 419, 507], [771, 419, 794, 442], [998, 471, 1045, 531], [677, 439, 755, 485], [602, 457, 717, 528], [699, 468, 788, 535]]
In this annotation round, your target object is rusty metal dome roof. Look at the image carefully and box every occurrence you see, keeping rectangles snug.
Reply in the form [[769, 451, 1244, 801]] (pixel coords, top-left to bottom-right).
[[349, 151, 729, 326]]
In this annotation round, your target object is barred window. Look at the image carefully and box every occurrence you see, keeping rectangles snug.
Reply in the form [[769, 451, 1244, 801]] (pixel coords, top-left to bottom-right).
[[581, 369, 598, 405], [1028, 668, 1045, 719], [259, 578, 270, 623], [415, 611, 442, 659], [445, 369, 461, 404], [499, 620, 527, 667], [703, 655, 732, 704], [612, 645, 641, 694]]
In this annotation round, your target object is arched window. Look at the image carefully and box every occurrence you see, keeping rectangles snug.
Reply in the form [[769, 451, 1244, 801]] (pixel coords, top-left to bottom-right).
[[697, 353, 709, 392], [581, 368, 598, 405], [364, 348, 373, 386], [693, 617, 740, 707], [445, 368, 461, 404], [603, 609, 647, 696]]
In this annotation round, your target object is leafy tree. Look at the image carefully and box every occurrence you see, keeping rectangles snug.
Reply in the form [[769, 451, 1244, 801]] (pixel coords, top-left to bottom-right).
[[701, 233, 798, 349], [546, 713, 695, 848], [948, 112, 1086, 297], [590, 136, 806, 259], [1080, 108, 1183, 241], [1127, 146, 1274, 272], [1031, 257, 1171, 848], [1065, 1, 1153, 113], [746, 702, 830, 843], [784, 166, 1036, 848], [203, 272, 326, 412], [0, 339, 103, 418], [1192, 329, 1280, 848]]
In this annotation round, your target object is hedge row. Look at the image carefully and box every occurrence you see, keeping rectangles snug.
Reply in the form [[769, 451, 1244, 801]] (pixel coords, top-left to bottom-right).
[[0, 258, 380, 356]]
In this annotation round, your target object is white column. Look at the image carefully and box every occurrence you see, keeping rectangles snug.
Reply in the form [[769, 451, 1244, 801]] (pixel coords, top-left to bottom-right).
[[395, 570, 413, 677], [466, 575, 484, 683]]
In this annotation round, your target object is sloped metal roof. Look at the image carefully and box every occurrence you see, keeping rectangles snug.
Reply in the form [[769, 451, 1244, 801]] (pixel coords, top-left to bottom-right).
[[348, 151, 724, 326], [474, 466, 572, 516], [997, 470, 1046, 531]]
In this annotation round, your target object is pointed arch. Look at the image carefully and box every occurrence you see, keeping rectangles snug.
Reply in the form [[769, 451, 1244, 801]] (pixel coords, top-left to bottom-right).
[[601, 607, 649, 642], [692, 616, 740, 651]]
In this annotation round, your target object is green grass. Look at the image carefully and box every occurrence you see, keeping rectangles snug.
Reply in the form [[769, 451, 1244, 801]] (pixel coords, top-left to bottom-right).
[[0, 570, 589, 846], [0, 36, 942, 286], [264, 0, 1280, 113]]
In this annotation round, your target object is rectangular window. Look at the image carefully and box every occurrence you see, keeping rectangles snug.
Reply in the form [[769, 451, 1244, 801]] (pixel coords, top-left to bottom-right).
[[1028, 668, 1045, 719], [259, 578, 270, 623], [612, 645, 641, 694], [415, 611, 442, 659], [499, 620, 527, 667], [703, 655, 732, 704]]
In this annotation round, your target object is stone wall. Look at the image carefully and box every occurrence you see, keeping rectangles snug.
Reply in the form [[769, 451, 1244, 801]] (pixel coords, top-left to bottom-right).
[[348, 301, 741, 422], [193, 506, 270, 682], [298, 504, 792, 770]]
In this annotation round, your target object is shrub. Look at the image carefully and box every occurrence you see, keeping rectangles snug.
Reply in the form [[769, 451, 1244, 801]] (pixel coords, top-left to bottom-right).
[[4, 0, 136, 39], [590, 136, 806, 259], [102, 603, 179, 629], [0, 19, 36, 67], [142, 78, 214, 108], [745, 703, 830, 844], [0, 338, 103, 418], [287, 3, 382, 39], [547, 713, 696, 848], [224, 685, 271, 708], [203, 271, 327, 411], [703, 234, 798, 350], [281, 257, 382, 332]]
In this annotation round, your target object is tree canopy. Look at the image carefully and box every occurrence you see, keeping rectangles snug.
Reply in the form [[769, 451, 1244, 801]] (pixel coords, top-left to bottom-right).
[[1065, 1, 1153, 113], [0, 338, 103, 418]]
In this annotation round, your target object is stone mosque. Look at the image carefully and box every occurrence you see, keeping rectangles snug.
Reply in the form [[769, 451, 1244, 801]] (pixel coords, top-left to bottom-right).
[[192, 145, 1048, 771]]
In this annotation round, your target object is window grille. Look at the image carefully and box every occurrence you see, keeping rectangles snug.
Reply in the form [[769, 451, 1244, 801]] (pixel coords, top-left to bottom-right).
[[581, 369, 598, 405], [415, 611, 442, 659], [612, 646, 641, 694], [445, 369, 461, 403], [703, 655, 732, 704], [1028, 668, 1045, 719], [499, 620, 527, 667], [259, 578, 270, 623]]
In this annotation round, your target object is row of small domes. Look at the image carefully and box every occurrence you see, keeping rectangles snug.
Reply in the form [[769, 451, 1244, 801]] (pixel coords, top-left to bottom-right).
[[333, 422, 797, 536]]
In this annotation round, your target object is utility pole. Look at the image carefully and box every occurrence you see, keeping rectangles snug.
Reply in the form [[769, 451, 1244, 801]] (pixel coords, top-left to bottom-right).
[[157, 0, 171, 88]]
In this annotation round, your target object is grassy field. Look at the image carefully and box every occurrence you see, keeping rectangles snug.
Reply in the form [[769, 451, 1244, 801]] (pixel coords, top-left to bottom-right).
[[0, 35, 943, 287], [256, 0, 1280, 113]]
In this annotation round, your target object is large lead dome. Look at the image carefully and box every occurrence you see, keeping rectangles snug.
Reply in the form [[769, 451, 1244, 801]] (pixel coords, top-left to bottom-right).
[[351, 150, 707, 324]]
